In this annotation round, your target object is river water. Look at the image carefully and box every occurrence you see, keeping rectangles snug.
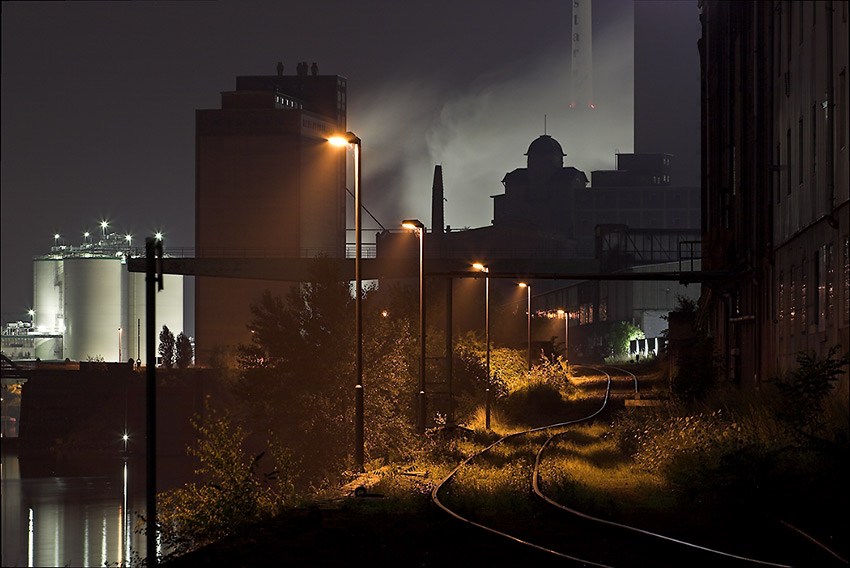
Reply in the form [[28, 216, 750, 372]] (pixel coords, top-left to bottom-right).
[[2, 453, 190, 567]]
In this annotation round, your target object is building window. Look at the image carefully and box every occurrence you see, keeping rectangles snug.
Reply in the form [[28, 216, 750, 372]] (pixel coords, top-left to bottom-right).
[[786, 128, 792, 195], [817, 246, 827, 332], [811, 104, 817, 177], [841, 69, 847, 150], [844, 237, 850, 325], [776, 143, 782, 204], [827, 243, 835, 323], [798, 117, 804, 186], [599, 301, 608, 322], [801, 258, 808, 332], [790, 265, 796, 332], [776, 3, 782, 76]]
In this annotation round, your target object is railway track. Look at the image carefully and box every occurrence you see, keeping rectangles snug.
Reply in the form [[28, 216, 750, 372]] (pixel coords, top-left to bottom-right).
[[431, 365, 841, 567]]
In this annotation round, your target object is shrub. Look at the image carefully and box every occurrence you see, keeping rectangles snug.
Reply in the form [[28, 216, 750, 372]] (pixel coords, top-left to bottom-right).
[[772, 346, 849, 444], [157, 405, 297, 559]]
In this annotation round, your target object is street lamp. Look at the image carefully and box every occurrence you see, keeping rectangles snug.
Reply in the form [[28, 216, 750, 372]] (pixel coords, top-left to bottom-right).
[[402, 219, 426, 434], [518, 283, 532, 371], [329, 132, 365, 470], [473, 263, 491, 429], [101, 220, 109, 238]]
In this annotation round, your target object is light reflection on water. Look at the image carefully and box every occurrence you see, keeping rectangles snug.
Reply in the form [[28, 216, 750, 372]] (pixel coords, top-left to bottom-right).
[[2, 453, 152, 568]]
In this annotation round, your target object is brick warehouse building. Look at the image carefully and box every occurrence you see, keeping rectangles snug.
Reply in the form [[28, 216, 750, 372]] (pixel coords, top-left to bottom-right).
[[195, 63, 347, 364], [699, 1, 849, 394]]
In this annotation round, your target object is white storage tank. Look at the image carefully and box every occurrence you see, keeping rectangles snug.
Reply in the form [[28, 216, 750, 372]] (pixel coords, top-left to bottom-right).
[[63, 257, 124, 361], [33, 258, 64, 333], [127, 272, 184, 364]]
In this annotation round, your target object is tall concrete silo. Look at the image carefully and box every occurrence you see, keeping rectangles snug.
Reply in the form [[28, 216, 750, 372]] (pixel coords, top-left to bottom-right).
[[63, 257, 124, 361], [127, 272, 184, 364], [33, 258, 64, 333]]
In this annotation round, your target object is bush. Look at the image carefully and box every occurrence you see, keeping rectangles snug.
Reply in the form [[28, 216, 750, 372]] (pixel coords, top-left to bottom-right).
[[157, 405, 297, 559], [498, 382, 568, 424], [772, 346, 849, 444], [670, 336, 720, 404]]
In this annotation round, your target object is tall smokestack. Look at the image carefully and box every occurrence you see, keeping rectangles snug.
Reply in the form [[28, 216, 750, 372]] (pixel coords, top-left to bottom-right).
[[431, 165, 445, 242], [570, 0, 594, 109]]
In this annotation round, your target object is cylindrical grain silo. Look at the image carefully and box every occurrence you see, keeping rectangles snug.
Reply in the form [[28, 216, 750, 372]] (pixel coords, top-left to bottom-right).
[[63, 257, 124, 361], [128, 272, 184, 365], [33, 258, 64, 333]]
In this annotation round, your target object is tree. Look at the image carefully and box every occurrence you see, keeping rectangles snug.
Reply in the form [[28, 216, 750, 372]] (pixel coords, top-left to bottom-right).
[[159, 325, 176, 369], [176, 332, 193, 368], [234, 258, 419, 479], [604, 321, 645, 357]]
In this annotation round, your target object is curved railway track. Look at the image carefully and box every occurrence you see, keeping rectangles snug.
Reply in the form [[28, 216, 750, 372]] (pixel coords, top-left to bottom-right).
[[431, 365, 838, 567]]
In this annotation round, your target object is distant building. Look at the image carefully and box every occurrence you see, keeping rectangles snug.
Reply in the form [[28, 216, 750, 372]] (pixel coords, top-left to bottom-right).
[[378, 134, 701, 355], [194, 62, 348, 364], [0, 233, 183, 362], [699, 1, 849, 391]]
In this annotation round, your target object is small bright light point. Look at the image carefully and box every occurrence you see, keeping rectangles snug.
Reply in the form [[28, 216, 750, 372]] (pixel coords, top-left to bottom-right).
[[125, 234, 132, 243], [472, 263, 488, 272], [589, 104, 595, 109], [557, 309, 565, 315], [381, 310, 389, 318], [28, 309, 35, 317], [402, 223, 418, 231], [54, 233, 60, 240], [101, 221, 109, 229], [84, 231, 90, 238], [122, 434, 129, 442], [518, 282, 528, 288], [154, 232, 163, 241], [328, 136, 350, 147]]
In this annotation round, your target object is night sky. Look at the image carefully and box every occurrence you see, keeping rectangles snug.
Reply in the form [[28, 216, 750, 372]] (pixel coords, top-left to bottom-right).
[[1, 0, 700, 329]]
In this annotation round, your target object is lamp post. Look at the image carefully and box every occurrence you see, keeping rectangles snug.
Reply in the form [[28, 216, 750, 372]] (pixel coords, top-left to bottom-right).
[[402, 219, 426, 434], [518, 283, 531, 371], [329, 132, 364, 470], [558, 309, 570, 373], [473, 263, 490, 429]]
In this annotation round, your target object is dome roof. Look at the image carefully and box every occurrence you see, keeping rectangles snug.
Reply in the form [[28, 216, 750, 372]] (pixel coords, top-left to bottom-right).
[[525, 135, 565, 157]]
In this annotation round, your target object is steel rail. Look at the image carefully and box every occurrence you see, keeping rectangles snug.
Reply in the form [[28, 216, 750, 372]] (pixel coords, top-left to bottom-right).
[[531, 366, 795, 568], [431, 366, 614, 567]]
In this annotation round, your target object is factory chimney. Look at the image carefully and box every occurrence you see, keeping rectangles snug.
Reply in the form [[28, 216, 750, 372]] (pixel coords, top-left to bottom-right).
[[431, 165, 445, 248], [570, 0, 594, 109]]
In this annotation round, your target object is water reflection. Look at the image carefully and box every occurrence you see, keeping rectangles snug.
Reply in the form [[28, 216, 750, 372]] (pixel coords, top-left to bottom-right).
[[2, 453, 149, 568]]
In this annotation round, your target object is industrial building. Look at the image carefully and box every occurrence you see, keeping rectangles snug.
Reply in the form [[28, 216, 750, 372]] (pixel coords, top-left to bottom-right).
[[377, 135, 701, 358], [0, 232, 183, 363], [699, 1, 849, 393], [194, 62, 348, 364]]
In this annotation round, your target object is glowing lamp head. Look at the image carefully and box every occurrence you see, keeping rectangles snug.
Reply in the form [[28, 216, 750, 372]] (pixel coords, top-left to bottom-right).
[[154, 232, 163, 241], [557, 309, 565, 316], [28, 309, 35, 317], [84, 231, 90, 238], [125, 234, 132, 243], [401, 219, 424, 231], [54, 233, 60, 240], [472, 263, 488, 273], [328, 132, 360, 147], [101, 221, 109, 229], [381, 310, 389, 318], [518, 282, 528, 288]]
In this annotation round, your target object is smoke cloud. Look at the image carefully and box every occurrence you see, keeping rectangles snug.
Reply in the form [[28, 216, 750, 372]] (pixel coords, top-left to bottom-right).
[[356, 6, 634, 233]]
